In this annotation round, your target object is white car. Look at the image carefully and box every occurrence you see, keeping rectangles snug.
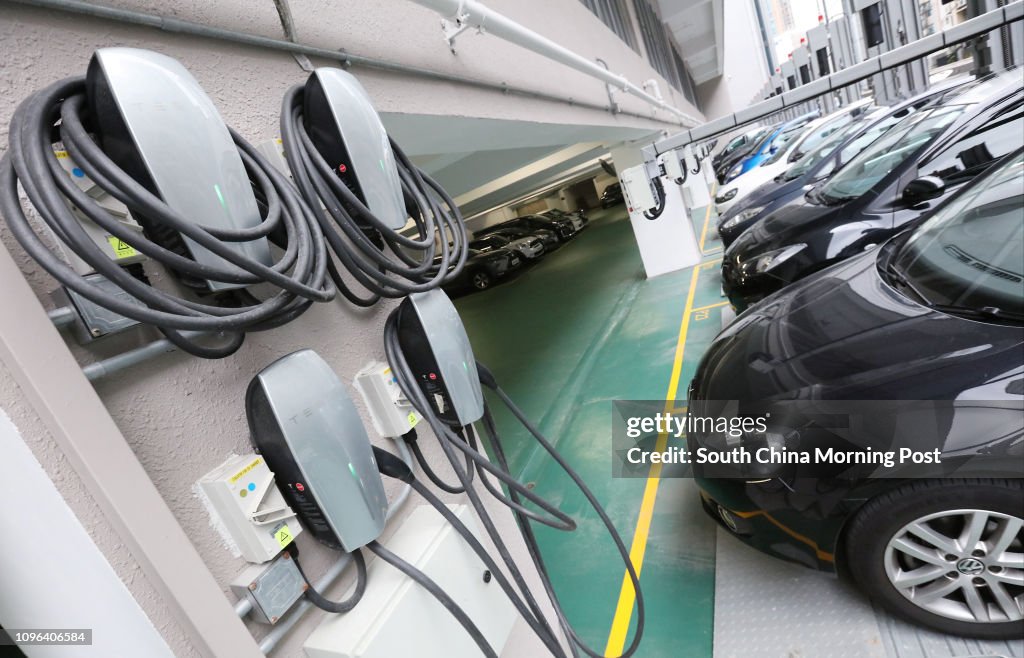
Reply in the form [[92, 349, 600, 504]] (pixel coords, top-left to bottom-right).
[[715, 100, 873, 215]]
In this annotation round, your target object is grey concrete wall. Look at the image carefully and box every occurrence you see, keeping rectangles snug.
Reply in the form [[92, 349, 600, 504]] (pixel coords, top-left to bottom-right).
[[695, 0, 771, 120], [0, 1, 700, 656]]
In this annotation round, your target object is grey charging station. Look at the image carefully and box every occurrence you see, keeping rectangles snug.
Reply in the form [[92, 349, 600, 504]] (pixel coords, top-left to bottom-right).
[[304, 68, 408, 231], [87, 47, 273, 290], [246, 350, 389, 552], [395, 289, 485, 427]]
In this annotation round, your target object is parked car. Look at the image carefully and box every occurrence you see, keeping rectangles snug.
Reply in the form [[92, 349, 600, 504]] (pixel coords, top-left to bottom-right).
[[441, 246, 521, 293], [716, 79, 971, 248], [722, 70, 1023, 311], [715, 126, 776, 183], [712, 126, 770, 172], [600, 182, 624, 208], [538, 207, 588, 229], [479, 214, 579, 241], [469, 233, 545, 261], [714, 101, 872, 215], [484, 226, 561, 251], [688, 149, 1024, 640], [722, 112, 819, 184]]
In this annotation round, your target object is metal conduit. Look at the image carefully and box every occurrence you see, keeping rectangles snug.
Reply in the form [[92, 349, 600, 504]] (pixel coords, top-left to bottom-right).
[[408, 0, 701, 125], [7, 0, 687, 126]]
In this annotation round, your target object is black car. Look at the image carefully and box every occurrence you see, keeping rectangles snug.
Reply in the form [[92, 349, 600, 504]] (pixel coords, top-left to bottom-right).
[[722, 71, 1023, 311], [484, 225, 561, 251], [479, 214, 578, 241], [600, 182, 624, 208], [717, 78, 971, 248], [441, 246, 521, 293], [689, 150, 1024, 639]]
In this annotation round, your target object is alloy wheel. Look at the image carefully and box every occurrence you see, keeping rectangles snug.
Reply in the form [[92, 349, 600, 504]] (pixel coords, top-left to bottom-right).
[[883, 509, 1023, 624]]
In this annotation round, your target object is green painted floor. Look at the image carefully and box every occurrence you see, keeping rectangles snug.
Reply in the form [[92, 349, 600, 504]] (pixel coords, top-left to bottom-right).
[[455, 200, 728, 657]]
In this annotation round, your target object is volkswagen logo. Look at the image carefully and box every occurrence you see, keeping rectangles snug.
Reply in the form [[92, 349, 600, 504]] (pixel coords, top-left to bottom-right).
[[956, 557, 985, 576]]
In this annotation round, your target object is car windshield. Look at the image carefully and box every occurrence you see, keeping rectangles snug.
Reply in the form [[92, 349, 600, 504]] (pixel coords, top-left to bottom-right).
[[817, 104, 966, 204], [786, 112, 859, 163], [761, 124, 809, 165], [721, 134, 747, 156], [780, 119, 865, 181], [891, 151, 1024, 316]]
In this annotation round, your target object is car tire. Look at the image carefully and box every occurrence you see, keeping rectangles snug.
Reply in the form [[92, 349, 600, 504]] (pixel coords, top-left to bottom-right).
[[844, 479, 1023, 640], [471, 271, 492, 290]]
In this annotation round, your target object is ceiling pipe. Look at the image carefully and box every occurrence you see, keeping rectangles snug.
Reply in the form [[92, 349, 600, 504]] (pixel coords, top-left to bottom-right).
[[409, 0, 701, 126], [5, 0, 682, 127]]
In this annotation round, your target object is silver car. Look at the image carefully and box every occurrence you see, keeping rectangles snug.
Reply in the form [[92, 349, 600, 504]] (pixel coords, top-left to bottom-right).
[[470, 234, 546, 261]]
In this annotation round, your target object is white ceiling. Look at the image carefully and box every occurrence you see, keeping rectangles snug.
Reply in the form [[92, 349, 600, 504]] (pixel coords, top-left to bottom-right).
[[654, 0, 724, 85], [381, 112, 659, 214]]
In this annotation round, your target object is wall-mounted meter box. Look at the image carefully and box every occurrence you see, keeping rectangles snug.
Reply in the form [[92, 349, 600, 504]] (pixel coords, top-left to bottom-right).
[[620, 165, 657, 214], [353, 360, 421, 438], [197, 454, 302, 564], [659, 150, 684, 184], [51, 144, 147, 275]]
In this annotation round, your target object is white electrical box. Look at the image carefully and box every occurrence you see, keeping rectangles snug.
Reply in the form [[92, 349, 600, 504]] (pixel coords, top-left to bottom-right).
[[353, 360, 421, 438], [197, 454, 302, 564], [304, 505, 517, 658], [619, 165, 658, 214], [659, 150, 685, 184], [51, 143, 147, 275]]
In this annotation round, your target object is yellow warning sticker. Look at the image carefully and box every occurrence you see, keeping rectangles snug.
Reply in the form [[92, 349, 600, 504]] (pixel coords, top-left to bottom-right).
[[54, 150, 69, 159], [107, 235, 138, 260], [407, 412, 420, 428], [274, 525, 294, 548], [229, 457, 263, 484]]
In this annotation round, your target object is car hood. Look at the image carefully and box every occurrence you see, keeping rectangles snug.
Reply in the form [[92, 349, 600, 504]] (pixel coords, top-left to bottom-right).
[[726, 194, 839, 258], [693, 249, 1024, 401], [719, 177, 805, 224]]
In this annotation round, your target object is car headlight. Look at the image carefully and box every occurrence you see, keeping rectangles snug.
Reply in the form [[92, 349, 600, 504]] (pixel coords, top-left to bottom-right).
[[722, 205, 764, 229], [716, 188, 738, 203], [726, 164, 743, 181], [752, 243, 806, 273]]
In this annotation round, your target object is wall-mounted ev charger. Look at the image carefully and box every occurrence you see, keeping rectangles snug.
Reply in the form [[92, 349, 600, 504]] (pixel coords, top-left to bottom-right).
[[393, 289, 484, 427], [87, 47, 272, 291], [303, 69, 408, 231], [246, 350, 388, 552], [1, 47, 336, 358], [279, 67, 469, 304]]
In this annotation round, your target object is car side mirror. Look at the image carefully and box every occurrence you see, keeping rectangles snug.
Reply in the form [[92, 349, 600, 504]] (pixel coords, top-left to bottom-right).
[[902, 176, 945, 206]]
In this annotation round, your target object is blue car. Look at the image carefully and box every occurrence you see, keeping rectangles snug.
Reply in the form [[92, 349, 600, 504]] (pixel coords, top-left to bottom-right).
[[724, 112, 819, 183]]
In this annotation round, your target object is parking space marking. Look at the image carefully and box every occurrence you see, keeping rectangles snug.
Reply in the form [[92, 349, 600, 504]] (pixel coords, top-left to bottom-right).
[[604, 260, 703, 656]]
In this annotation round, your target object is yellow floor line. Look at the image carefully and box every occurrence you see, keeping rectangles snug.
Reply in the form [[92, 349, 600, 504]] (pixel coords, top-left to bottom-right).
[[603, 257, 704, 656], [689, 301, 729, 314], [697, 184, 718, 252]]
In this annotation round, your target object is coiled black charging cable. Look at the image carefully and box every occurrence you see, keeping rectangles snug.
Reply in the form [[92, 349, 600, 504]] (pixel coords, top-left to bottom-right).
[[280, 86, 468, 306], [0, 77, 335, 358]]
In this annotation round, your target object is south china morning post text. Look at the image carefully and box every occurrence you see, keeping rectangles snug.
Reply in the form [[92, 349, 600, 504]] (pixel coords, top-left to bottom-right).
[[610, 399, 1024, 480]]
